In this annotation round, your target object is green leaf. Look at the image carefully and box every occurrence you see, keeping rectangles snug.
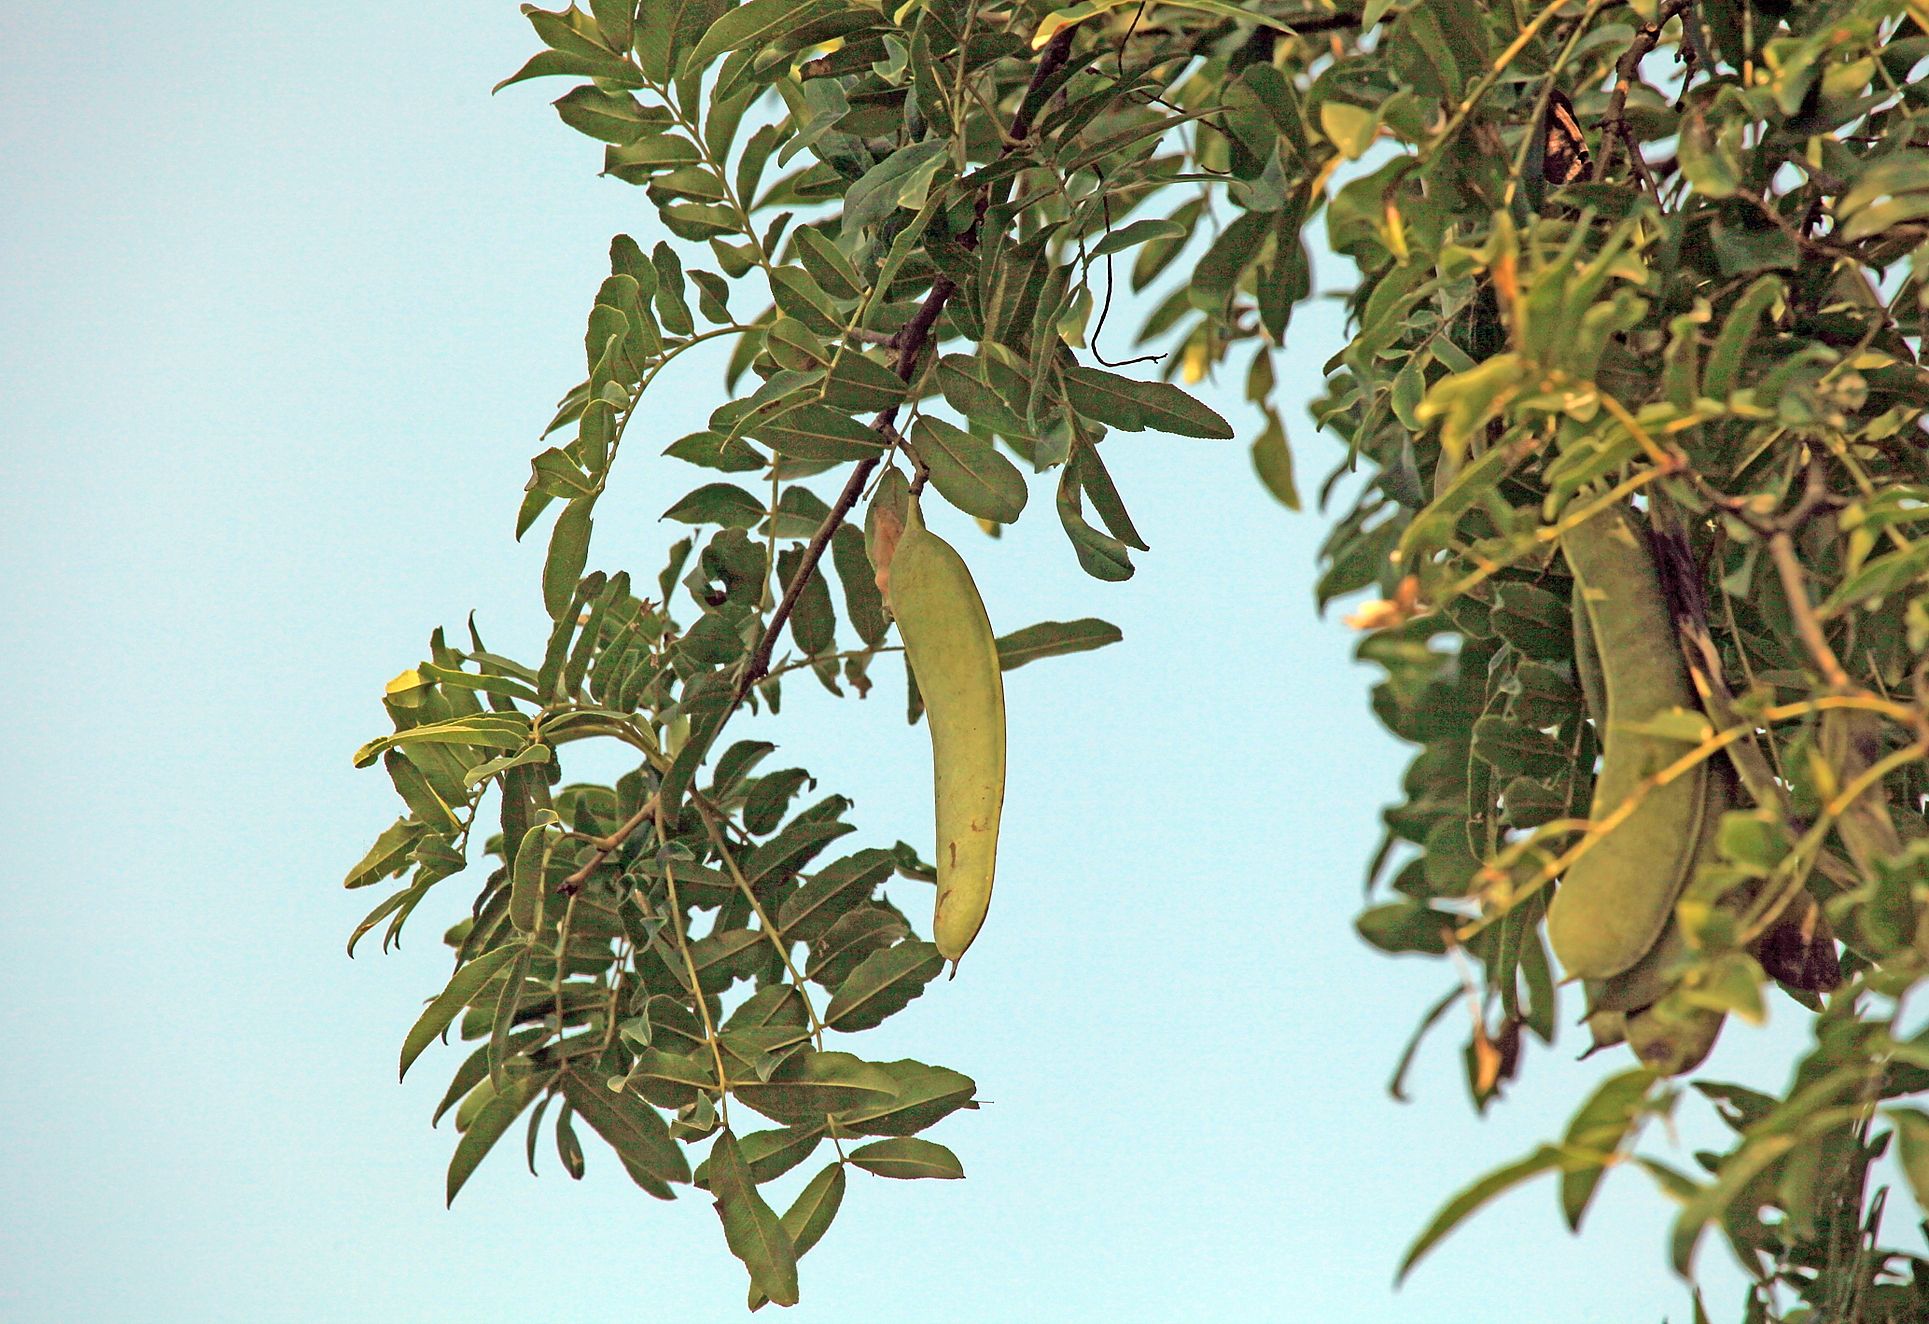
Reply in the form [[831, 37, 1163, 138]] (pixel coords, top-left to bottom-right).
[[823, 353, 907, 413], [848, 1137, 964, 1180], [1887, 1108, 1929, 1215], [665, 428, 763, 473], [1089, 217, 1187, 260], [354, 714, 534, 769], [1250, 412, 1300, 509], [663, 482, 764, 528], [780, 1161, 844, 1256], [1062, 366, 1233, 438], [1033, 0, 1300, 47], [749, 403, 887, 462], [689, 0, 827, 70], [707, 1130, 800, 1307], [559, 1066, 693, 1188], [401, 944, 526, 1081], [725, 1125, 824, 1186], [1319, 101, 1380, 159], [495, 46, 641, 93], [748, 1161, 845, 1308], [834, 1059, 976, 1137], [994, 618, 1122, 670], [462, 744, 553, 789], [588, 0, 633, 50], [792, 226, 866, 300], [447, 1069, 554, 1205], [1559, 1069, 1655, 1231], [651, 241, 694, 336], [1057, 467, 1133, 581], [552, 85, 658, 145], [830, 524, 889, 649], [842, 140, 948, 236], [825, 941, 944, 1031], [732, 1050, 901, 1124], [344, 818, 423, 889], [543, 497, 595, 619], [1398, 1145, 1564, 1283], [912, 416, 1028, 523], [1821, 540, 1929, 616], [778, 849, 895, 942]]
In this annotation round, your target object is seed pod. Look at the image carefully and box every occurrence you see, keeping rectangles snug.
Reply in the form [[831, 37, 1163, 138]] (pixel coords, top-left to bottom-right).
[[886, 495, 1007, 963], [1547, 504, 1709, 980], [1625, 996, 1724, 1077]]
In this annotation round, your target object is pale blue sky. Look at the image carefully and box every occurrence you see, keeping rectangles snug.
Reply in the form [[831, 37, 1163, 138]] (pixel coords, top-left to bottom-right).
[[2, 5, 1774, 1320]]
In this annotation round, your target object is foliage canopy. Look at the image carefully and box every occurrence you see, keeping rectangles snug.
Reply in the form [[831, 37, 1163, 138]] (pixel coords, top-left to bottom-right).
[[345, 0, 1929, 1314]]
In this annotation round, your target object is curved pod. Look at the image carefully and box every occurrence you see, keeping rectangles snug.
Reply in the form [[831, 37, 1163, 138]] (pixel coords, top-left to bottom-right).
[[888, 497, 1006, 962], [1548, 503, 1709, 981]]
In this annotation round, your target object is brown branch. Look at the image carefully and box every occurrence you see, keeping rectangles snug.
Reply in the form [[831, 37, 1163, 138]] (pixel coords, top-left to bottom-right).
[[559, 792, 659, 893], [1277, 11, 1364, 36], [735, 26, 1079, 699], [1769, 531, 1851, 692], [1598, 0, 1692, 180]]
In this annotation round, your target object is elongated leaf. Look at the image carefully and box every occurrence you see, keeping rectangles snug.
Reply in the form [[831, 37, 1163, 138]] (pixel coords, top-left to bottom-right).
[[689, 0, 832, 69], [732, 1050, 900, 1124], [543, 498, 595, 619], [1057, 468, 1133, 580], [778, 849, 896, 942], [1560, 1069, 1656, 1231], [663, 482, 764, 528], [1089, 217, 1187, 259], [447, 1069, 554, 1205], [1887, 1108, 1929, 1214], [353, 714, 532, 769], [749, 403, 886, 462], [708, 1130, 800, 1307], [843, 140, 948, 236], [560, 1066, 693, 1187], [1398, 1145, 1564, 1283], [995, 618, 1122, 671], [830, 524, 889, 648], [781, 1161, 844, 1257], [401, 945, 525, 1081], [849, 1136, 964, 1180], [1062, 366, 1233, 438], [717, 1125, 824, 1186], [344, 818, 423, 889], [825, 941, 944, 1031], [912, 416, 1027, 522], [836, 1059, 976, 1137], [749, 1162, 845, 1309]]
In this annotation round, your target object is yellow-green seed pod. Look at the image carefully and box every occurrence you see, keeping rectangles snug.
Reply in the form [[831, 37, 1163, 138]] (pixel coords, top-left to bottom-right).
[[885, 496, 1007, 963], [1625, 997, 1724, 1076], [1547, 504, 1710, 980]]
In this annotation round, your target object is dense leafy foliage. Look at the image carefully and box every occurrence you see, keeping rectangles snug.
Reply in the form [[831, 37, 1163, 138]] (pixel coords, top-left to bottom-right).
[[344, 0, 1929, 1313]]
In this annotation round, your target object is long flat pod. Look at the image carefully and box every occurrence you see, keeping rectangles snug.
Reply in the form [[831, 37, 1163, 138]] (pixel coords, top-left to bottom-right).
[[1547, 503, 1708, 981], [885, 495, 1007, 962]]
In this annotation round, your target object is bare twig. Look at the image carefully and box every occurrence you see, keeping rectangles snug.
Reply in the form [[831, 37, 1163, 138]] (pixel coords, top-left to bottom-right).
[[1598, 0, 1692, 179]]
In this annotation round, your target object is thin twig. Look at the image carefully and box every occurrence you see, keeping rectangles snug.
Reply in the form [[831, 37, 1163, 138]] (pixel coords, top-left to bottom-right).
[[735, 28, 1080, 698], [1598, 0, 1692, 179], [692, 799, 828, 1044], [559, 792, 660, 893], [1768, 531, 1851, 691]]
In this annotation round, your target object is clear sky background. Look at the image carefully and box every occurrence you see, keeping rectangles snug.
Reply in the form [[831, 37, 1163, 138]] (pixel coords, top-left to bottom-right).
[[0, 5, 1797, 1321]]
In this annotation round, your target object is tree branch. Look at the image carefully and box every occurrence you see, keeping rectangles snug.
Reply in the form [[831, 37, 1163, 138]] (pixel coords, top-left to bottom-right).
[[735, 26, 1079, 700], [1598, 0, 1691, 180], [559, 791, 660, 893]]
